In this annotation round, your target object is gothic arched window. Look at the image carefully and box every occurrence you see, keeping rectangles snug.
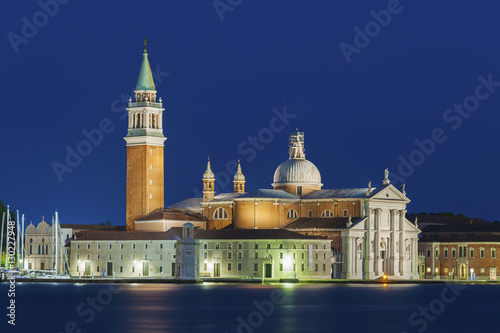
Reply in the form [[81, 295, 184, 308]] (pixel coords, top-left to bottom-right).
[[213, 207, 228, 220]]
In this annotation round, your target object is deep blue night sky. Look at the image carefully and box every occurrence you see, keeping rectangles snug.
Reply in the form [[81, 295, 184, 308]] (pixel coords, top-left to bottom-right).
[[1, 1, 499, 226]]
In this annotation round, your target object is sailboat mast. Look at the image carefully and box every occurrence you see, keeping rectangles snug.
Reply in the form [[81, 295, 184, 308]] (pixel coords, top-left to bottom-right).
[[21, 214, 25, 270], [0, 212, 5, 268], [55, 211, 59, 275], [16, 210, 20, 269]]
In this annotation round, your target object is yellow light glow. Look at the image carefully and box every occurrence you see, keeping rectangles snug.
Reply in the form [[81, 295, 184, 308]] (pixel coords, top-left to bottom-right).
[[283, 256, 293, 271]]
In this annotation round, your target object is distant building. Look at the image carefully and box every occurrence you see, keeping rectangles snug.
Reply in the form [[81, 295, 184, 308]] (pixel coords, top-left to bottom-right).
[[24, 218, 124, 274], [415, 215, 500, 280]]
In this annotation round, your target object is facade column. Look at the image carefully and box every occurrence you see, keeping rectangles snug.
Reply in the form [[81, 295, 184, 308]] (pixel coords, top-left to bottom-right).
[[343, 234, 351, 279], [159, 112, 163, 129], [399, 209, 406, 277], [363, 207, 372, 279], [390, 209, 397, 276]]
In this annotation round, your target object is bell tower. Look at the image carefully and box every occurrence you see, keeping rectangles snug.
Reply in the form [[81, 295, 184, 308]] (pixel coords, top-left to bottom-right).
[[233, 160, 245, 193], [202, 158, 215, 202], [124, 39, 166, 231]]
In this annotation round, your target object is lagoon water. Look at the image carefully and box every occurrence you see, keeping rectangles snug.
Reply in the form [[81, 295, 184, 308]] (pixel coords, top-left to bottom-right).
[[2, 282, 499, 333]]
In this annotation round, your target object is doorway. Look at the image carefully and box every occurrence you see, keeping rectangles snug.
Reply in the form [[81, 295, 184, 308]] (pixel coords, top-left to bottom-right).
[[459, 264, 467, 279], [171, 263, 175, 277], [214, 263, 220, 277], [265, 264, 272, 278], [107, 262, 113, 276], [143, 262, 149, 276], [85, 262, 91, 276]]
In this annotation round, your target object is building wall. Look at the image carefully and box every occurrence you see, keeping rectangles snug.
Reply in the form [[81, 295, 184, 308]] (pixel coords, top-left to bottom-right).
[[69, 239, 176, 278], [126, 145, 164, 232], [419, 241, 500, 280], [300, 200, 362, 218], [135, 220, 206, 232], [197, 239, 332, 279], [273, 184, 321, 195]]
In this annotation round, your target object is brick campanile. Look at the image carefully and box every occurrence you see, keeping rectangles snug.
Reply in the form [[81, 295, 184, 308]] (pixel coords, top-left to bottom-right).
[[124, 39, 166, 231]]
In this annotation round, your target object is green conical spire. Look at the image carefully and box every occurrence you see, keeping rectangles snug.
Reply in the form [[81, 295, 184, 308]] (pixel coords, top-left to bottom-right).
[[135, 38, 156, 91]]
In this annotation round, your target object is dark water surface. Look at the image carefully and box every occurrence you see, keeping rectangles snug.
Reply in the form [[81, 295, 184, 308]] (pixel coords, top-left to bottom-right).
[[1, 282, 499, 333]]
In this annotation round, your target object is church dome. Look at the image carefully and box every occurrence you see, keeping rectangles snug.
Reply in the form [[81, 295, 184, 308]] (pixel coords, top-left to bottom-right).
[[272, 130, 322, 187], [273, 158, 321, 186]]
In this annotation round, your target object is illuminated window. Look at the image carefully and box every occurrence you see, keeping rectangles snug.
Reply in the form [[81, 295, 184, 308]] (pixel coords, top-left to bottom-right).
[[321, 210, 334, 217], [213, 207, 228, 219], [287, 209, 298, 219], [480, 268, 485, 273]]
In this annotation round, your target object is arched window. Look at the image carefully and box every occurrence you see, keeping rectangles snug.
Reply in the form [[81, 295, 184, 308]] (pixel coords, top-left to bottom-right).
[[29, 245, 32, 255], [321, 210, 334, 217], [37, 245, 41, 255], [287, 209, 298, 219], [213, 207, 228, 219], [29, 238, 33, 243]]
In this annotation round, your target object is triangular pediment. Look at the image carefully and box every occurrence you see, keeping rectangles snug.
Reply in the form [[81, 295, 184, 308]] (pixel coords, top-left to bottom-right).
[[370, 184, 409, 203]]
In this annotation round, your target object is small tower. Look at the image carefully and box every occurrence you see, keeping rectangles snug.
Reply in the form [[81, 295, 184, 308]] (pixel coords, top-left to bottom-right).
[[233, 160, 245, 193], [124, 39, 166, 231], [202, 157, 215, 202]]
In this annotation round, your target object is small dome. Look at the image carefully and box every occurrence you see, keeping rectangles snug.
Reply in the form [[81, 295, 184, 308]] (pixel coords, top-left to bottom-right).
[[233, 161, 245, 182], [273, 158, 322, 186], [203, 159, 215, 180]]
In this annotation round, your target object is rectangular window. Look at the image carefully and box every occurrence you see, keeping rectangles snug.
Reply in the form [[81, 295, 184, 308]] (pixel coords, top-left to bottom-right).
[[280, 252, 283, 259], [435, 249, 439, 258], [87, 244, 90, 249], [77, 254, 80, 259], [204, 252, 208, 259], [133, 244, 136, 249], [132, 254, 135, 260], [254, 263, 258, 271], [297, 186, 303, 195], [279, 263, 283, 271], [480, 268, 485, 273], [452, 249, 456, 258], [293, 253, 296, 259], [470, 249, 474, 258], [254, 243, 258, 249], [97, 255, 100, 260], [86, 254, 90, 259], [204, 263, 207, 271], [315, 263, 318, 271], [293, 263, 296, 271], [145, 255, 147, 260], [302, 253, 305, 260], [266, 244, 270, 249], [77, 244, 80, 249], [204, 244, 208, 249], [315, 253, 318, 259], [120, 266, 123, 273], [279, 244, 283, 249], [132, 266, 135, 273], [293, 244, 297, 249], [97, 244, 100, 250], [109, 244, 112, 249], [323, 253, 326, 259], [480, 249, 485, 258], [228, 263, 232, 271], [120, 244, 123, 249], [237, 263, 242, 271], [238, 244, 242, 249], [145, 244, 148, 249], [216, 244, 220, 249], [108, 255, 111, 260], [308, 210, 313, 217], [228, 244, 232, 249], [254, 252, 258, 259], [301, 263, 305, 271], [343, 209, 348, 217], [97, 265, 100, 273], [444, 250, 448, 258], [323, 263, 326, 271], [159, 267, 163, 273], [492, 249, 496, 258], [160, 244, 163, 249], [76, 266, 79, 272], [160, 255, 163, 260], [238, 252, 242, 260], [228, 252, 232, 260]]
